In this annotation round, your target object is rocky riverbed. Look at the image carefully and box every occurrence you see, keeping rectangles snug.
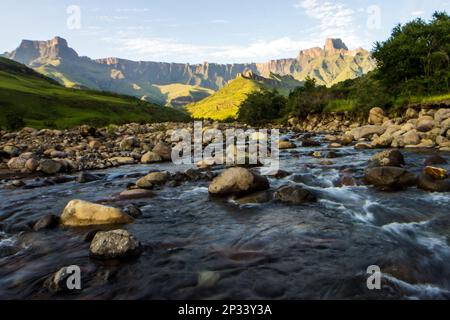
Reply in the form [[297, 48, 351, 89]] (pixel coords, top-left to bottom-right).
[[1, 105, 450, 300]]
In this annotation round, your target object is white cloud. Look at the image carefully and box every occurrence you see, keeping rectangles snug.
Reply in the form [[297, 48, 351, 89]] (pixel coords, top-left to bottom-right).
[[411, 10, 425, 17], [103, 34, 318, 63], [295, 0, 364, 48], [210, 19, 229, 24]]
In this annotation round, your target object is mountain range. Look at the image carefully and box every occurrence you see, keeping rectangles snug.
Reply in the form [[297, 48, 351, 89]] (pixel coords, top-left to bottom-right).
[[2, 37, 375, 106]]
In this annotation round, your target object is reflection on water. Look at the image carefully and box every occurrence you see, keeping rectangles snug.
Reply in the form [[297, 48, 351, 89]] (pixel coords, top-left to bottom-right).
[[0, 138, 450, 300]]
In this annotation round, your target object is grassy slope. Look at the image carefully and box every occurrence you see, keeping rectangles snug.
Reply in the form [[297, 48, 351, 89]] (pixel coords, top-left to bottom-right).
[[186, 77, 263, 120], [155, 84, 215, 106], [187, 74, 303, 120], [35, 60, 213, 107], [0, 57, 189, 129]]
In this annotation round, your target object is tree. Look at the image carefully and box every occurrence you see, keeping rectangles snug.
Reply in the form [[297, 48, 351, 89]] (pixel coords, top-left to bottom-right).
[[237, 90, 286, 125], [372, 12, 450, 95]]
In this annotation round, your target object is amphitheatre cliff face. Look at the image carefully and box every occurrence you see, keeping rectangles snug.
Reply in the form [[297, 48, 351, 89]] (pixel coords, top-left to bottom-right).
[[3, 37, 375, 104]]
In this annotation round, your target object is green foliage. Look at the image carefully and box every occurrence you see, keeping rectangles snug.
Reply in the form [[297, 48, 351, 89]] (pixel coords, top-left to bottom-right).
[[0, 57, 190, 130], [373, 11, 450, 96], [238, 90, 286, 125]]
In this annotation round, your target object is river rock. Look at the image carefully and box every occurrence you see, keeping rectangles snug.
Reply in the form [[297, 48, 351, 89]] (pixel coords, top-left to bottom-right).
[[424, 166, 448, 180], [33, 215, 60, 231], [368, 150, 405, 168], [89, 229, 142, 260], [235, 191, 272, 205], [350, 125, 386, 140], [39, 159, 62, 174], [44, 266, 81, 293], [418, 173, 450, 192], [364, 167, 417, 190], [152, 142, 172, 161], [7, 157, 27, 170], [434, 108, 450, 124], [402, 130, 421, 146], [77, 172, 102, 183], [123, 205, 143, 219], [279, 140, 296, 149], [60, 200, 133, 227], [136, 171, 169, 189], [273, 185, 317, 204], [118, 189, 155, 200], [208, 167, 269, 197], [110, 157, 135, 165], [301, 138, 321, 147], [141, 151, 163, 164], [25, 158, 39, 172], [368, 107, 386, 125], [416, 116, 435, 132], [119, 137, 137, 151]]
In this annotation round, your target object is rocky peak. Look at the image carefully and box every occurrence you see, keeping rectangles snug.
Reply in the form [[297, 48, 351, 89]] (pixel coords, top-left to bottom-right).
[[7, 36, 78, 65], [324, 38, 349, 55]]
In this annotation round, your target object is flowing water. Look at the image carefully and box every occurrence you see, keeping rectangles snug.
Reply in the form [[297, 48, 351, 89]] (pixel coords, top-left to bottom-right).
[[1, 135, 450, 300]]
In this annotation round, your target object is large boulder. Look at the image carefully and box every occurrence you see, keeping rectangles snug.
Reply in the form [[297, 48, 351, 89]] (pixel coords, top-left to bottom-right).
[[273, 185, 317, 204], [416, 116, 435, 132], [119, 137, 137, 151], [402, 130, 421, 146], [39, 159, 62, 174], [152, 142, 172, 161], [208, 168, 269, 197], [136, 171, 169, 189], [141, 151, 162, 164], [350, 125, 386, 140], [434, 108, 450, 124], [418, 173, 450, 192], [60, 200, 133, 227], [368, 150, 405, 168], [7, 157, 27, 170], [364, 167, 417, 190], [89, 229, 142, 260], [368, 107, 386, 125], [424, 166, 447, 180]]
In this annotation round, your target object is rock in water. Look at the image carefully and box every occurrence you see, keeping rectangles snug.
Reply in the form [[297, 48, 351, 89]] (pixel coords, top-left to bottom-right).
[[424, 167, 447, 180], [418, 173, 450, 192], [33, 215, 60, 231], [279, 141, 296, 149], [364, 167, 417, 190], [368, 150, 405, 168], [273, 185, 317, 204], [60, 200, 133, 227], [89, 229, 142, 260], [208, 167, 269, 197], [136, 171, 169, 189], [44, 266, 81, 293]]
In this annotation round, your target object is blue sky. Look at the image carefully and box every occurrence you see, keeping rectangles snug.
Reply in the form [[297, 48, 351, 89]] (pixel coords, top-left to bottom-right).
[[1, 0, 449, 63]]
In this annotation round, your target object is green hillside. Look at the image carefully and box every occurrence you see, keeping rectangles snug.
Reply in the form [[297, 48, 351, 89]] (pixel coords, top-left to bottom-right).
[[0, 57, 189, 130], [187, 73, 302, 120]]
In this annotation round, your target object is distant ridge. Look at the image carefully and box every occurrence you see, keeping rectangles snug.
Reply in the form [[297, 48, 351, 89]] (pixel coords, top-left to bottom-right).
[[3, 37, 376, 105]]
